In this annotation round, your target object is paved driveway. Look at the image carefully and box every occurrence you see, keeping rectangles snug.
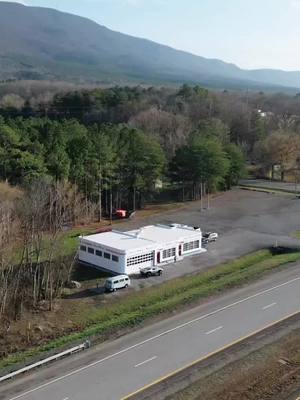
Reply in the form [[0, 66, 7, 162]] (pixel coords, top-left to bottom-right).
[[240, 179, 299, 193], [114, 189, 300, 289]]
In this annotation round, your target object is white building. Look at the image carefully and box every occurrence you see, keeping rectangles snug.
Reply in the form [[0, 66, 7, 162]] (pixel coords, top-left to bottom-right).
[[78, 224, 206, 275]]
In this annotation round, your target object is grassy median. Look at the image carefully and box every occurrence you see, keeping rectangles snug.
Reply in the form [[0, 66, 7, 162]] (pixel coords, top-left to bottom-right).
[[1, 247, 300, 371]]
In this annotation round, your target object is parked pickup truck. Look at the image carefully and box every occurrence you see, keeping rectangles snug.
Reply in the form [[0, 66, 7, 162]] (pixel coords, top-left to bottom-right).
[[203, 232, 219, 242], [140, 266, 163, 277]]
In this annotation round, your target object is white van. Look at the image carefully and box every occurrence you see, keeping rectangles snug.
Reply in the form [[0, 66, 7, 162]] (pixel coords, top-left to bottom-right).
[[105, 275, 130, 292]]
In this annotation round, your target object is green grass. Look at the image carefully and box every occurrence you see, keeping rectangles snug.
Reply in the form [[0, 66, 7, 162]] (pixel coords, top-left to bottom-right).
[[293, 231, 300, 239], [11, 226, 96, 265], [59, 227, 95, 256], [1, 248, 300, 371]]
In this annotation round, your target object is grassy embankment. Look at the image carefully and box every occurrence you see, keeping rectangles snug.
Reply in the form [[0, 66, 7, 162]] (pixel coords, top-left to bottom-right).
[[1, 247, 300, 371]]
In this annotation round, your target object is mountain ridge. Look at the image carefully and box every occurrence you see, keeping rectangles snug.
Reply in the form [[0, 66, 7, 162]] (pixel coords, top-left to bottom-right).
[[0, 1, 300, 90]]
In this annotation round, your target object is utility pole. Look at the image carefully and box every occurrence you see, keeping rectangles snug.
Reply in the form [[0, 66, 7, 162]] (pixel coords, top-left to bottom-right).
[[133, 187, 136, 211], [98, 165, 102, 222], [98, 178, 102, 222], [207, 184, 210, 210], [109, 184, 113, 225], [200, 181, 203, 211]]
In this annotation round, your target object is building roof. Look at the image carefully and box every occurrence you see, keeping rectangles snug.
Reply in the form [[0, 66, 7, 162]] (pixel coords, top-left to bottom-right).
[[127, 224, 200, 244], [80, 224, 201, 254], [81, 230, 156, 253]]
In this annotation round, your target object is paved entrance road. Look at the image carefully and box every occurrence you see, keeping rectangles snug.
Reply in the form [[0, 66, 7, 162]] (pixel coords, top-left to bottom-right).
[[2, 266, 300, 400], [240, 179, 299, 193]]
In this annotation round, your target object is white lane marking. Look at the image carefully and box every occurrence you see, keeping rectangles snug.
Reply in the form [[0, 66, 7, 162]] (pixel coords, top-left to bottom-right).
[[205, 326, 223, 335], [62, 398, 69, 400], [262, 302, 277, 310], [134, 356, 157, 368], [7, 275, 300, 400]]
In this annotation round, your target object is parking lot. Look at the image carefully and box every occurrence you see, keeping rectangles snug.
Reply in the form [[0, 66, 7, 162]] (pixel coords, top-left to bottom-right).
[[111, 188, 300, 289]]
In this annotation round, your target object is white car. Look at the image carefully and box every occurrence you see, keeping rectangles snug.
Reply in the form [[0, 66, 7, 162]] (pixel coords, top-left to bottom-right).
[[140, 266, 163, 277], [203, 232, 218, 242]]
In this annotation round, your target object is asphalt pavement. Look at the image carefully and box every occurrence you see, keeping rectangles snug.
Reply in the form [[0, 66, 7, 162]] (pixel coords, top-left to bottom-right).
[[123, 188, 300, 289], [240, 179, 300, 193], [2, 265, 300, 400]]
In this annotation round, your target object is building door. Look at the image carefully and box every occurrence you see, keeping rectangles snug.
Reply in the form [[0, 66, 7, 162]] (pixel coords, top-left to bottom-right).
[[157, 251, 161, 264], [179, 244, 182, 256]]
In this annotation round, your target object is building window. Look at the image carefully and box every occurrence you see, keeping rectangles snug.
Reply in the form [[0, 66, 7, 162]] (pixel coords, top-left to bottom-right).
[[127, 252, 154, 266], [162, 247, 176, 259], [183, 240, 200, 252], [88, 247, 94, 254], [96, 250, 102, 257], [112, 255, 119, 262], [104, 252, 111, 260], [80, 245, 86, 252]]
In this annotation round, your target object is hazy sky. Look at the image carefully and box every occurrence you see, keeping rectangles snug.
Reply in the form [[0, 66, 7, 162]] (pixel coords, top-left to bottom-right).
[[7, 0, 300, 71]]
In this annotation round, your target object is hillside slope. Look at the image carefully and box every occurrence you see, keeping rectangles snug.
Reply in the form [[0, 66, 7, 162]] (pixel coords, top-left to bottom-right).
[[0, 2, 300, 89]]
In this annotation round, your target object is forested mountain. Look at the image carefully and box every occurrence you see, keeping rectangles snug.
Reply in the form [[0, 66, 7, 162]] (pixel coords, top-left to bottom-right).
[[1, 2, 300, 89]]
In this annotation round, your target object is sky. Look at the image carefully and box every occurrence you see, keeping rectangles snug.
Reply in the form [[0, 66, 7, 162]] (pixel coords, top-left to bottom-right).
[[4, 0, 300, 71]]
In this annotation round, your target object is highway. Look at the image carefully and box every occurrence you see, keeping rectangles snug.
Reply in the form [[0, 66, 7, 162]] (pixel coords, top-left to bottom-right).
[[1, 266, 300, 400]]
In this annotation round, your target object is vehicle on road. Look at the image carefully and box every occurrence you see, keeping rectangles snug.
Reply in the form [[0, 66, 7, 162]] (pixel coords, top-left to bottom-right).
[[203, 232, 219, 242], [105, 275, 130, 292], [140, 266, 163, 277]]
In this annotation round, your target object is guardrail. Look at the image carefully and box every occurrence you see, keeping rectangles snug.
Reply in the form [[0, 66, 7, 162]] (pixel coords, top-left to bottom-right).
[[0, 342, 87, 383]]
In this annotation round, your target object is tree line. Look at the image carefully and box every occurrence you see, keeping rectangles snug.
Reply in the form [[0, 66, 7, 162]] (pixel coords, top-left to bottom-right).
[[0, 115, 245, 217], [1, 84, 300, 156], [0, 180, 84, 326]]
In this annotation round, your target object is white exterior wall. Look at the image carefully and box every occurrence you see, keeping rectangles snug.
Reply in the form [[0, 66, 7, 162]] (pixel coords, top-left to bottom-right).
[[182, 234, 202, 256], [79, 241, 126, 275], [78, 224, 204, 276], [154, 234, 202, 266], [125, 250, 155, 274], [156, 241, 177, 264]]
